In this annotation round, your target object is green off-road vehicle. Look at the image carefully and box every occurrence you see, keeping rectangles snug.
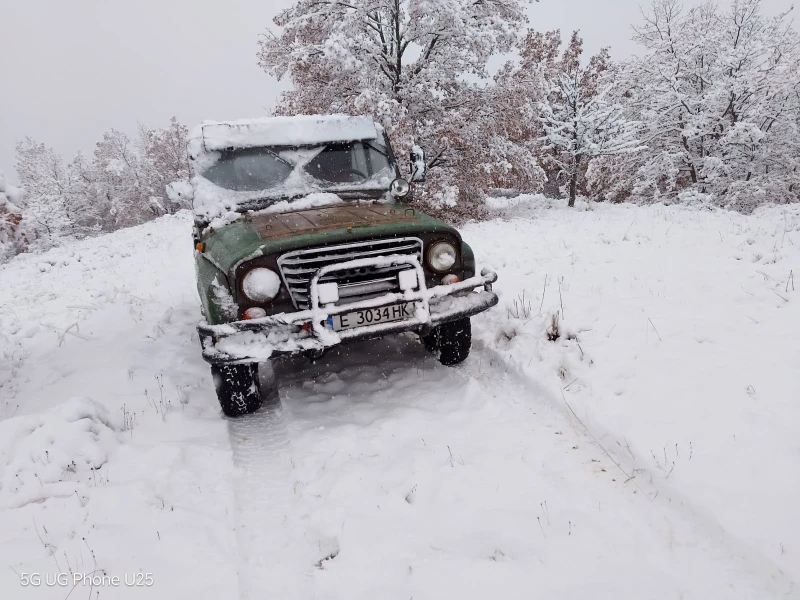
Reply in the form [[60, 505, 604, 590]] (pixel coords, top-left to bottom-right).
[[188, 115, 498, 416]]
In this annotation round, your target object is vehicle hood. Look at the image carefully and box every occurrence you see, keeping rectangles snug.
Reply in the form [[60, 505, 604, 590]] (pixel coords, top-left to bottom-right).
[[201, 202, 458, 276], [248, 204, 419, 240]]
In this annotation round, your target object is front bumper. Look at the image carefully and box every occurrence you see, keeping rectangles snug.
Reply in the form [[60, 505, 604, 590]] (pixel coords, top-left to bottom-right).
[[198, 255, 498, 364]]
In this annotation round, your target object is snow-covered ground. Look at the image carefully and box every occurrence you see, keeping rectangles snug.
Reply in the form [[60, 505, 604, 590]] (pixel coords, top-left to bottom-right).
[[1, 199, 798, 599]]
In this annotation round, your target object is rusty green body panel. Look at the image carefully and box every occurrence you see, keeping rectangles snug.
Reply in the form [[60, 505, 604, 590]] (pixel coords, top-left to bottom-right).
[[200, 220, 266, 276], [206, 205, 456, 271], [194, 254, 231, 325], [195, 203, 468, 326]]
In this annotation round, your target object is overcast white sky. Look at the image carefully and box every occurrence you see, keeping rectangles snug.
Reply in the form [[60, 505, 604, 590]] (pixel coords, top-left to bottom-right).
[[0, 0, 795, 182]]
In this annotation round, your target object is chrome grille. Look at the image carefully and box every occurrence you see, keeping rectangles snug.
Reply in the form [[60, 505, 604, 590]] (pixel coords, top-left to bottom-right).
[[277, 237, 423, 309]]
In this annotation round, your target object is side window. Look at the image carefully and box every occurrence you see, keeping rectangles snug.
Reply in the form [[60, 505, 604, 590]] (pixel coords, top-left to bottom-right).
[[351, 143, 369, 176], [365, 144, 391, 174]]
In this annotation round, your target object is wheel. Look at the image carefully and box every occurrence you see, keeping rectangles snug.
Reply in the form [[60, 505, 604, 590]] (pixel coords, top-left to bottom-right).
[[421, 317, 472, 366], [210, 364, 262, 417], [421, 328, 439, 353]]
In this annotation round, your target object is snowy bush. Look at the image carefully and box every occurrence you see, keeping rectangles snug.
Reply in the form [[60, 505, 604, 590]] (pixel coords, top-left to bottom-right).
[[0, 171, 24, 263], [0, 398, 119, 509]]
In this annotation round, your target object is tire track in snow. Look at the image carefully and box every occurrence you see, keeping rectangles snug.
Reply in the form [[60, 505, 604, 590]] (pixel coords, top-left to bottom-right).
[[474, 344, 800, 596], [228, 394, 314, 599], [226, 339, 447, 599]]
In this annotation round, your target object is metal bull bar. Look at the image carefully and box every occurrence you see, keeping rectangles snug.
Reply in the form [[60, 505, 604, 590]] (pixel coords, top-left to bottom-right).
[[198, 254, 498, 364]]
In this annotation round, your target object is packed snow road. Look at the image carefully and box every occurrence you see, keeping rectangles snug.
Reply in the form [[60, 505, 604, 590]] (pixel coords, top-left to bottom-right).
[[1, 199, 798, 599]]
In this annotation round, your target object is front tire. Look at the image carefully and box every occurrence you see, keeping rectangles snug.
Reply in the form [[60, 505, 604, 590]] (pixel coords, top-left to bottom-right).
[[211, 364, 262, 417], [422, 317, 472, 366]]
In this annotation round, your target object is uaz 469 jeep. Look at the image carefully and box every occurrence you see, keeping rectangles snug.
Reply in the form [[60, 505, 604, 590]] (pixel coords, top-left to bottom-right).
[[188, 115, 498, 416]]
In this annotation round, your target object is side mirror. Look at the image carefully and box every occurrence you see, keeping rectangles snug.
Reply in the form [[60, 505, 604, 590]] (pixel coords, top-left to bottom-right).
[[409, 146, 426, 183]]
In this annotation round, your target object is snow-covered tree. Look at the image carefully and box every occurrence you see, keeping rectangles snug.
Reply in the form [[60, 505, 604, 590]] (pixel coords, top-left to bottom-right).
[[14, 138, 74, 247], [91, 129, 163, 230], [541, 74, 643, 207], [537, 32, 642, 207], [597, 0, 800, 210], [64, 151, 107, 236], [12, 118, 190, 253], [258, 0, 539, 220], [489, 29, 570, 198], [139, 117, 191, 212]]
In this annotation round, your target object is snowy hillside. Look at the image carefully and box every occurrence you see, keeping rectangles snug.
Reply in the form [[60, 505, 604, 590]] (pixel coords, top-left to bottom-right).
[[1, 200, 798, 599]]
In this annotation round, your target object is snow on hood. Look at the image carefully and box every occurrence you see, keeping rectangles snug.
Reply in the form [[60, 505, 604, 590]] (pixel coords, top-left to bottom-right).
[[188, 114, 379, 159], [252, 192, 345, 216]]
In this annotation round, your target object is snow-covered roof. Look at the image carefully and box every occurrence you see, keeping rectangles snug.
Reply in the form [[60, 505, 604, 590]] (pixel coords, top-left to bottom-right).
[[188, 115, 379, 158]]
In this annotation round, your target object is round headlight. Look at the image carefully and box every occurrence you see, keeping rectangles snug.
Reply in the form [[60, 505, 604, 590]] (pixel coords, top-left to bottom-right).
[[242, 268, 281, 302], [390, 178, 411, 198], [427, 241, 458, 272]]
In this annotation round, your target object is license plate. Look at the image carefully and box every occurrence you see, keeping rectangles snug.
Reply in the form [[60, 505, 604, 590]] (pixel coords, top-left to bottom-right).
[[328, 302, 415, 331]]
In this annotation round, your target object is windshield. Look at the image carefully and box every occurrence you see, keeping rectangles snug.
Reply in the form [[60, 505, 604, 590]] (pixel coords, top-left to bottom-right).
[[201, 141, 392, 192]]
